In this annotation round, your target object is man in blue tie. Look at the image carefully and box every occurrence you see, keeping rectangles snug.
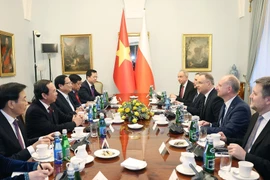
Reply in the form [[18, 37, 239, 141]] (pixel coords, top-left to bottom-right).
[[199, 75, 251, 138], [79, 69, 101, 103], [219, 76, 270, 179]]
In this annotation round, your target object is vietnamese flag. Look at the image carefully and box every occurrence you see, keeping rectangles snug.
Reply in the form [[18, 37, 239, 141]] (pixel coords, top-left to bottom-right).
[[113, 10, 136, 93], [135, 11, 155, 93]]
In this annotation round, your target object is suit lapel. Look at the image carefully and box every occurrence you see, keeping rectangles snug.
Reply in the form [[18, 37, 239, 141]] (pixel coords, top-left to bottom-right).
[[36, 100, 57, 124], [242, 113, 259, 147], [221, 97, 239, 126], [58, 91, 73, 111]]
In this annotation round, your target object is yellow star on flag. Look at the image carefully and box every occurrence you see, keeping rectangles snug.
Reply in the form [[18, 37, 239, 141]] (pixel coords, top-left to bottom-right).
[[116, 40, 131, 67]]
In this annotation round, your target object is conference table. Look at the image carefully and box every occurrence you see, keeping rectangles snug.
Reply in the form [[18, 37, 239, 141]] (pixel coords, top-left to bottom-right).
[[47, 93, 255, 180]]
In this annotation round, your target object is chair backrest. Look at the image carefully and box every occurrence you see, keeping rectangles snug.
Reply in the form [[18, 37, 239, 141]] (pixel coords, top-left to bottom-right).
[[94, 81, 103, 94]]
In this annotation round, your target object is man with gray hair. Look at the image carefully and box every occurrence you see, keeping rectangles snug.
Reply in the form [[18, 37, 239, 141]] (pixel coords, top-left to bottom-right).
[[199, 75, 251, 138], [170, 70, 196, 106], [196, 73, 223, 124]]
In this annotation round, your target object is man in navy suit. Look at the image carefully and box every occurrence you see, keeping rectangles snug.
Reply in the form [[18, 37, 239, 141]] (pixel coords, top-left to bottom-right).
[[69, 74, 83, 108], [170, 70, 196, 106], [199, 75, 251, 138], [219, 76, 270, 179], [79, 69, 101, 103], [197, 73, 224, 124]]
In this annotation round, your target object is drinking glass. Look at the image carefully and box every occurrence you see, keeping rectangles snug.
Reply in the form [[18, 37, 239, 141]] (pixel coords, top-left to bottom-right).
[[199, 126, 207, 142], [220, 152, 232, 172], [90, 122, 98, 137]]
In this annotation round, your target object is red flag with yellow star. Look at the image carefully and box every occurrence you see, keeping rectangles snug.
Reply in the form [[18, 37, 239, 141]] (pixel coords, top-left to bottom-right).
[[113, 10, 136, 93]]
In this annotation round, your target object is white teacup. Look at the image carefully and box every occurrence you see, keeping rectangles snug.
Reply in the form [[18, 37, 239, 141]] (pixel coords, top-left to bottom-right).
[[152, 98, 158, 103], [158, 114, 166, 121], [114, 112, 121, 119], [72, 127, 84, 136], [180, 152, 196, 173], [238, 161, 254, 178], [66, 157, 85, 172], [111, 96, 117, 103], [74, 144, 88, 159], [211, 133, 221, 146], [36, 144, 49, 158]]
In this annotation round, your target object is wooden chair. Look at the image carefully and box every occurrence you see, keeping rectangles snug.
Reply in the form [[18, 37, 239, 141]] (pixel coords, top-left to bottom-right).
[[94, 81, 103, 94]]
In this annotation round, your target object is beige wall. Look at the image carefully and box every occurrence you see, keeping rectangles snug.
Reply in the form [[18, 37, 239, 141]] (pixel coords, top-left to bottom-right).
[[0, 0, 251, 100]]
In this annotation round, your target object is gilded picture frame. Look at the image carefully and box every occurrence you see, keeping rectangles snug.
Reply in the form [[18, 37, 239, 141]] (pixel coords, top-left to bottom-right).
[[0, 30, 16, 77], [182, 34, 212, 72], [60, 34, 93, 74]]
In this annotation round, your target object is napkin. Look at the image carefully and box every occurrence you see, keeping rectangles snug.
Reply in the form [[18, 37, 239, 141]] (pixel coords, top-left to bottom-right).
[[92, 171, 108, 180], [120, 157, 146, 170]]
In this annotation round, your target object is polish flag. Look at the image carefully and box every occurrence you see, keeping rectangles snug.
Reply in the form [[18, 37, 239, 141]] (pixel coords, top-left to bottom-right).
[[135, 11, 155, 93]]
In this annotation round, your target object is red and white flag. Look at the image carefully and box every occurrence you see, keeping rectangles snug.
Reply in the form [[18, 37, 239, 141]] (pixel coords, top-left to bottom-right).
[[113, 10, 136, 93], [135, 11, 155, 93]]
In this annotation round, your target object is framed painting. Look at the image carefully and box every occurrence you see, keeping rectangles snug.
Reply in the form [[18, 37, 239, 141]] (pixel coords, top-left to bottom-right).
[[182, 34, 212, 72], [60, 34, 93, 74], [0, 30, 16, 76]]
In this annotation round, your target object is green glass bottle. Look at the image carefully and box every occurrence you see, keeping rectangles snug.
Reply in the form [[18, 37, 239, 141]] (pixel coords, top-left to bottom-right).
[[203, 135, 215, 173], [99, 113, 106, 138], [189, 116, 199, 142], [100, 95, 104, 109], [92, 104, 97, 119], [74, 163, 82, 180], [61, 129, 70, 161]]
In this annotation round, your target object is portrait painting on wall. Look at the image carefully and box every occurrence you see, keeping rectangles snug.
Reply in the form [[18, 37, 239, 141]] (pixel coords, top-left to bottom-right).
[[60, 34, 93, 74], [182, 34, 212, 72], [0, 30, 16, 77]]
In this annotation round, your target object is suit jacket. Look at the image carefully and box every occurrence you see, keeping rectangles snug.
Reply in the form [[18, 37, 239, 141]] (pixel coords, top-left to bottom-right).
[[206, 96, 251, 138], [0, 112, 37, 161], [227, 113, 270, 180], [176, 80, 196, 106], [25, 100, 76, 139], [68, 91, 81, 108], [78, 80, 101, 103], [200, 89, 224, 123], [0, 154, 37, 179], [187, 93, 204, 116], [55, 90, 76, 117]]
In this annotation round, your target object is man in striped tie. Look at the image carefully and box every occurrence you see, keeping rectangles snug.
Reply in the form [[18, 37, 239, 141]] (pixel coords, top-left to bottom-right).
[[69, 74, 83, 108], [219, 76, 270, 180]]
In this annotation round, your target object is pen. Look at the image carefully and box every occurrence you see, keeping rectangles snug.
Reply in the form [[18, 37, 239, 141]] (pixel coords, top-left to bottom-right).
[[39, 163, 43, 170]]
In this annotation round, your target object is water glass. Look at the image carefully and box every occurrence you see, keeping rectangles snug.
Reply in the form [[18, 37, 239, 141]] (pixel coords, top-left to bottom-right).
[[220, 152, 232, 172], [90, 122, 98, 137], [199, 126, 207, 142]]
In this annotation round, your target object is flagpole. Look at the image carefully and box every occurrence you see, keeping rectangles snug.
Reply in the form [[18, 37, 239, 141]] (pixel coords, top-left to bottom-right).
[[122, 0, 125, 9]]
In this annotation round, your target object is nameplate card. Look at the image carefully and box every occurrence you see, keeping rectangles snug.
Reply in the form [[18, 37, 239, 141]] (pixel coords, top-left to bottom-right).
[[101, 138, 109, 149], [169, 169, 178, 180], [159, 142, 169, 155], [152, 122, 157, 130], [109, 124, 114, 133], [93, 171, 108, 180]]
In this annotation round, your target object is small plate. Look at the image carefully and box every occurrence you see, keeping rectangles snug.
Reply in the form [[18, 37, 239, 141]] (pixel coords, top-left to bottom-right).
[[128, 123, 143, 129], [110, 101, 119, 105], [124, 161, 147, 170], [94, 149, 120, 159], [32, 152, 51, 160], [130, 96, 138, 99], [169, 139, 189, 148], [150, 101, 159, 105], [231, 167, 260, 180], [71, 155, 94, 164], [71, 132, 89, 139], [176, 164, 203, 176], [156, 120, 169, 125], [152, 115, 167, 121], [113, 119, 124, 124], [197, 140, 225, 148]]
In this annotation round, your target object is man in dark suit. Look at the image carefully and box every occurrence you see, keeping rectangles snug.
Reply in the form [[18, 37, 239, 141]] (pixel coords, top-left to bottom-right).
[[219, 76, 270, 180], [69, 74, 82, 108], [186, 72, 205, 116], [170, 70, 196, 106], [54, 75, 76, 118], [0, 154, 53, 179], [199, 75, 251, 138], [79, 69, 101, 103], [197, 73, 224, 124], [0, 83, 52, 178], [25, 80, 84, 139]]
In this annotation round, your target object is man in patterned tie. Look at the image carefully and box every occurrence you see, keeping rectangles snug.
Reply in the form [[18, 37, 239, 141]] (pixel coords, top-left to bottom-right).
[[69, 74, 83, 108], [219, 76, 270, 179], [79, 69, 101, 103]]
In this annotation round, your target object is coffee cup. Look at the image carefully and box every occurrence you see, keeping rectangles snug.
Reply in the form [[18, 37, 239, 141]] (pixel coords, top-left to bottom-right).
[[211, 133, 221, 146], [180, 152, 196, 173], [238, 161, 254, 178], [111, 96, 117, 103], [36, 144, 49, 158], [72, 127, 84, 136]]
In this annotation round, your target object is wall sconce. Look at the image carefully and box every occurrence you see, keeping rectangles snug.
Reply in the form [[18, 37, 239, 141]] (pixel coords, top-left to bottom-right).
[[32, 30, 41, 82]]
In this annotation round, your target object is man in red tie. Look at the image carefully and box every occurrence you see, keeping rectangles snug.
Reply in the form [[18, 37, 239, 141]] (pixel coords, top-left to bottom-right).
[[170, 70, 196, 106], [69, 74, 83, 107], [78, 69, 101, 103]]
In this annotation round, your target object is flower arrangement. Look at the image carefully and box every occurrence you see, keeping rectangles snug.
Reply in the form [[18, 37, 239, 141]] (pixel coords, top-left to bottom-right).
[[117, 99, 154, 123]]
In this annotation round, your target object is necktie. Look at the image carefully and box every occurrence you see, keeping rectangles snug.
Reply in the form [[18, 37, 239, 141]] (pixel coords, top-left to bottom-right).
[[13, 120, 25, 149], [179, 85, 184, 98], [75, 92, 81, 104], [48, 106, 53, 115], [91, 85, 95, 96], [219, 104, 226, 126], [66, 96, 75, 111], [244, 116, 264, 152], [192, 93, 199, 102]]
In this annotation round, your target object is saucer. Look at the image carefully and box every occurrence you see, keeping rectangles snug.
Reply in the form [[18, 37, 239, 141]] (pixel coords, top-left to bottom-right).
[[176, 164, 203, 176], [71, 132, 89, 139], [130, 96, 138, 99], [71, 155, 94, 164], [169, 139, 189, 148], [110, 101, 119, 105], [113, 119, 124, 124], [128, 123, 143, 129], [231, 167, 259, 180], [152, 115, 167, 121], [32, 152, 51, 160], [156, 120, 169, 125], [197, 140, 225, 147]]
